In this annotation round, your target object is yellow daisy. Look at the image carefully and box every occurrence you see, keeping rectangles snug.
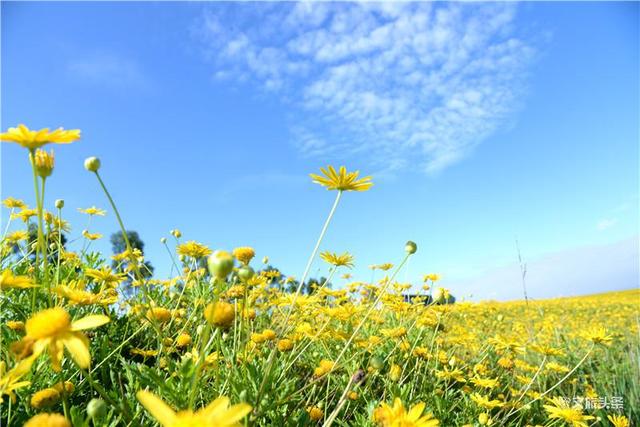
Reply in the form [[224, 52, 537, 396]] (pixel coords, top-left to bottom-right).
[[1, 124, 80, 150], [319, 251, 355, 268], [373, 398, 440, 427], [310, 166, 373, 192], [16, 307, 109, 371], [136, 390, 251, 427]]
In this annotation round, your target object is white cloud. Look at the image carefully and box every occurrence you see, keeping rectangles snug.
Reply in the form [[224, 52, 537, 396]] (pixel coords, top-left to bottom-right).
[[596, 218, 618, 231], [67, 53, 148, 89], [197, 2, 535, 174], [447, 237, 639, 301]]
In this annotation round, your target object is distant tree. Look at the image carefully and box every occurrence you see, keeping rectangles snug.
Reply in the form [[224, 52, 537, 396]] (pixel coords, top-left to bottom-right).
[[284, 276, 332, 295], [17, 223, 68, 263], [110, 231, 154, 298]]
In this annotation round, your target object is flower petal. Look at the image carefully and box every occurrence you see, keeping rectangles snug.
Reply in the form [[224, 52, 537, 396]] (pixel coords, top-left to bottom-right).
[[62, 332, 91, 369], [137, 390, 177, 427], [71, 314, 110, 331]]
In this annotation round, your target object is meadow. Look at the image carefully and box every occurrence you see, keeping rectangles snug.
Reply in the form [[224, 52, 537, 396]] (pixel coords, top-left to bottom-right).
[[1, 125, 638, 427]]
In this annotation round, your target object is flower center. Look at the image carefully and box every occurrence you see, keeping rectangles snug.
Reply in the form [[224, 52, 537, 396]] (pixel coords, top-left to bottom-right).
[[26, 308, 71, 339]]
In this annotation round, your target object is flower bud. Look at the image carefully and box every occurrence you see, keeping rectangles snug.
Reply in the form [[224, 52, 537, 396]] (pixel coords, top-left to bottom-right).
[[237, 266, 255, 282], [160, 237, 167, 244], [55, 199, 64, 209], [204, 301, 235, 328], [34, 149, 55, 178], [389, 364, 402, 382], [87, 398, 107, 420], [208, 250, 234, 279], [171, 229, 182, 238], [404, 240, 417, 254], [84, 156, 101, 172], [369, 356, 384, 370]]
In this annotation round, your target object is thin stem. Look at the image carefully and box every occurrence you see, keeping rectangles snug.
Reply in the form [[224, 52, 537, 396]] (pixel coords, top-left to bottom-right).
[[255, 190, 343, 409], [94, 171, 132, 250], [2, 208, 14, 238], [279, 190, 342, 332], [29, 150, 44, 270], [333, 253, 410, 368], [505, 345, 594, 420]]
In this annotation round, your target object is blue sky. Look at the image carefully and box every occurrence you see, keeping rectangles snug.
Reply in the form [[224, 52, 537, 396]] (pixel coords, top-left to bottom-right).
[[2, 2, 638, 300]]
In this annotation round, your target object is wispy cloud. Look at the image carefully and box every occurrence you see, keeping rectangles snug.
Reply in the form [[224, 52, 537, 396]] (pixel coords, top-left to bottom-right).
[[67, 52, 149, 89], [196, 2, 536, 174], [596, 218, 617, 231]]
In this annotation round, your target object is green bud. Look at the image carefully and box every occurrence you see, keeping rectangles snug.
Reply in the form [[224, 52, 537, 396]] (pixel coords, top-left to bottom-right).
[[404, 240, 417, 254], [369, 356, 384, 370], [208, 250, 234, 279], [160, 237, 167, 244], [87, 398, 107, 419], [237, 266, 255, 282], [84, 156, 101, 172], [54, 199, 64, 209]]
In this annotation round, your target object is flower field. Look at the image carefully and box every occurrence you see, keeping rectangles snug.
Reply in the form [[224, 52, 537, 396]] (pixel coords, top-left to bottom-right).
[[1, 125, 638, 426]]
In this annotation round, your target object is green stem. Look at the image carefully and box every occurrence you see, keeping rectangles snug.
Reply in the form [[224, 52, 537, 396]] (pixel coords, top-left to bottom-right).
[[29, 150, 45, 311], [255, 190, 343, 408], [279, 190, 342, 332], [94, 171, 131, 250]]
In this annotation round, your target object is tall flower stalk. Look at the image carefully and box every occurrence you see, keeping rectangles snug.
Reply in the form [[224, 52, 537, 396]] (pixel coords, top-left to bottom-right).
[[256, 166, 372, 409]]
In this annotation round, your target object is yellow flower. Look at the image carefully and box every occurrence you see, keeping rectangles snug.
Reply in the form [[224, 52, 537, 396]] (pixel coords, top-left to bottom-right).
[[18, 307, 109, 371], [24, 413, 71, 427], [11, 208, 37, 222], [85, 266, 126, 287], [6, 320, 25, 332], [470, 377, 499, 389], [0, 269, 37, 289], [176, 333, 192, 348], [177, 241, 212, 259], [310, 166, 373, 192], [608, 415, 630, 427], [137, 390, 251, 427], [53, 284, 118, 306], [469, 393, 504, 410], [31, 387, 61, 409], [389, 364, 402, 382], [233, 247, 255, 265], [82, 230, 103, 241], [373, 398, 439, 427], [146, 307, 172, 323], [5, 230, 29, 243], [0, 359, 32, 403], [34, 149, 55, 178], [543, 397, 595, 427], [1, 124, 80, 150], [2, 197, 26, 209], [204, 301, 235, 328], [314, 359, 336, 377], [130, 348, 159, 358], [582, 325, 614, 346], [53, 381, 74, 394], [262, 329, 277, 340], [78, 206, 106, 216], [277, 338, 294, 352], [319, 251, 354, 268], [307, 406, 323, 421], [376, 263, 394, 271]]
